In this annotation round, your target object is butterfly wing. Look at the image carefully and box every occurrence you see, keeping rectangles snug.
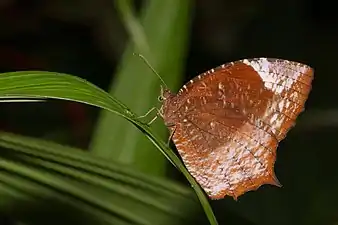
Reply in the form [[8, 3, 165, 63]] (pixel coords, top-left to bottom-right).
[[170, 58, 313, 199]]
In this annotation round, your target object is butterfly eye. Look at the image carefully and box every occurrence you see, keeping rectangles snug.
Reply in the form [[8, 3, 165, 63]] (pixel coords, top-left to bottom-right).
[[158, 95, 164, 102]]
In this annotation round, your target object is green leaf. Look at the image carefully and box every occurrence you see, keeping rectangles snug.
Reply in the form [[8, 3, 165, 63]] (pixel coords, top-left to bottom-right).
[[89, 0, 192, 176], [0, 131, 199, 225], [0, 71, 218, 224]]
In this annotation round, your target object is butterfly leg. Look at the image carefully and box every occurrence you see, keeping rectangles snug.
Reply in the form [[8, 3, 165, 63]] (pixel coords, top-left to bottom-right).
[[137, 107, 156, 119], [136, 107, 161, 126], [147, 115, 158, 126], [166, 125, 176, 146]]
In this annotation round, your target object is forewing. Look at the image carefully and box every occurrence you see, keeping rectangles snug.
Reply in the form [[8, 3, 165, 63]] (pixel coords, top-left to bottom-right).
[[177, 58, 313, 141]]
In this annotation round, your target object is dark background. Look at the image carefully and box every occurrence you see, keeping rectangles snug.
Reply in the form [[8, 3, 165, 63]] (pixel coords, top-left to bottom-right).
[[0, 0, 336, 225]]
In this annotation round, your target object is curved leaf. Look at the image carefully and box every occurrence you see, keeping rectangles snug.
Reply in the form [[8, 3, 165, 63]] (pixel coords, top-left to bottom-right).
[[0, 71, 218, 224]]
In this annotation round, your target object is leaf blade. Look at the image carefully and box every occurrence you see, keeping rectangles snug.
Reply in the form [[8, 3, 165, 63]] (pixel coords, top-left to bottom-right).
[[0, 71, 218, 225]]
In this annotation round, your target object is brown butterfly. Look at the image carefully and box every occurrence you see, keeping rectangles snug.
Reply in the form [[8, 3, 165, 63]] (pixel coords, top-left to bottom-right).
[[157, 58, 313, 200]]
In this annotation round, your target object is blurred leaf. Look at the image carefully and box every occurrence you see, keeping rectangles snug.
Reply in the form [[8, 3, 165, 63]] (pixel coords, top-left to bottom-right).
[[89, 0, 192, 176], [0, 71, 218, 225], [0, 131, 198, 225]]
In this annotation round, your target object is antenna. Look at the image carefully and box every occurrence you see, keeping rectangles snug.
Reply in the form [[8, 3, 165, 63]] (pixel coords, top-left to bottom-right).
[[134, 53, 168, 88]]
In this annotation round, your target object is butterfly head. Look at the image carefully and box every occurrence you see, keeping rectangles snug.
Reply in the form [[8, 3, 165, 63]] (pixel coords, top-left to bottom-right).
[[158, 85, 178, 126]]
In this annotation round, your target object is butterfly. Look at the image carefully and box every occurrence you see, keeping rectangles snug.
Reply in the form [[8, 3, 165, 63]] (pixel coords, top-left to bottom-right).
[[158, 58, 313, 200]]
